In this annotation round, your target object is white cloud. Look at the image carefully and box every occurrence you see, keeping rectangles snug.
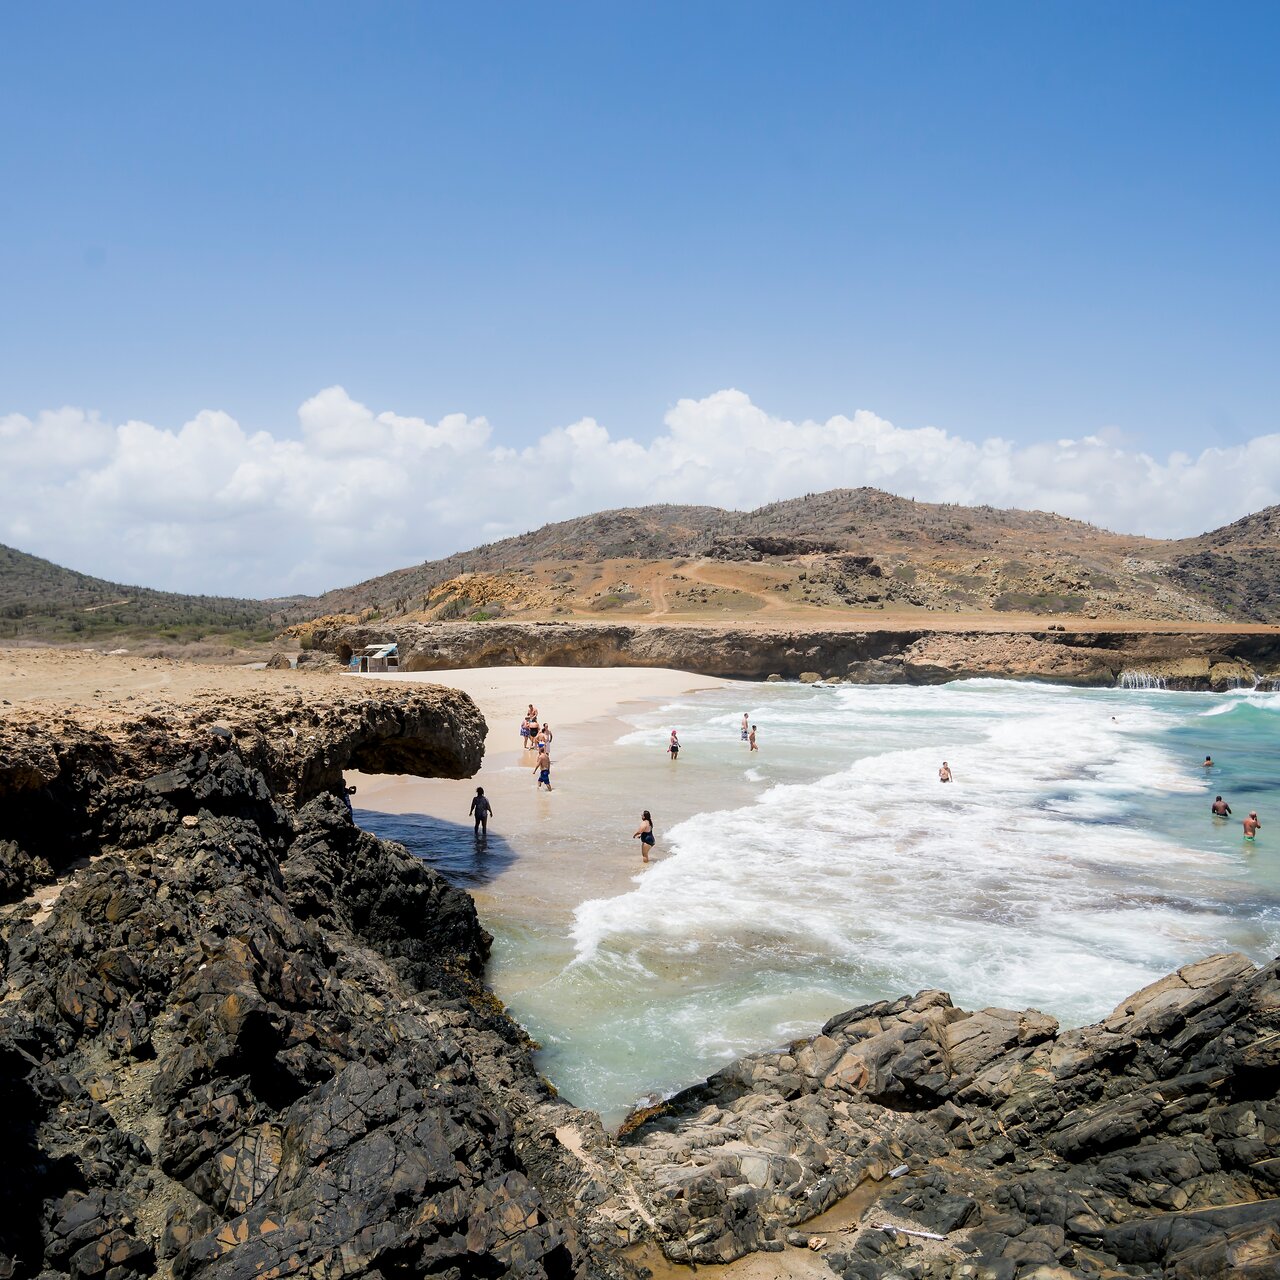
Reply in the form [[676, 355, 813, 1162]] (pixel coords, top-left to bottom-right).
[[1, 386, 1278, 597]]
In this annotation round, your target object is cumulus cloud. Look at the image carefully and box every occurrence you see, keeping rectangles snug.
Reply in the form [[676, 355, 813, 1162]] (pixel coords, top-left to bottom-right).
[[2, 387, 1278, 597]]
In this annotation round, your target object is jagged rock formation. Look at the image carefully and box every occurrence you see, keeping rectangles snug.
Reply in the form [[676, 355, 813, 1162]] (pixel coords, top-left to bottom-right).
[[0, 687, 590, 1279], [311, 619, 1280, 690], [3, 681, 1276, 1280], [0, 680, 483, 904], [609, 953, 1280, 1277]]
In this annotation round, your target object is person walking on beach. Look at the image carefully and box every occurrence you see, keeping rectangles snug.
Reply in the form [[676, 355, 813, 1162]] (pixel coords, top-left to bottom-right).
[[1212, 796, 1232, 817], [1243, 811, 1261, 840], [668, 729, 680, 761], [469, 786, 493, 837], [533, 744, 553, 791], [939, 761, 953, 783], [748, 725, 758, 752], [741, 714, 749, 743], [633, 810, 655, 862]]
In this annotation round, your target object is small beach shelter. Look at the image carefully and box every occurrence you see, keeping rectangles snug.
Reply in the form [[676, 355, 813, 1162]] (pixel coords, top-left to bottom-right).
[[357, 642, 399, 673]]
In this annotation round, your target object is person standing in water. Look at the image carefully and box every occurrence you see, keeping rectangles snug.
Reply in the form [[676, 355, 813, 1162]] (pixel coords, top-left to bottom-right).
[[633, 810, 655, 862], [469, 786, 493, 837], [939, 761, 953, 783], [1203, 755, 1214, 768], [533, 744, 553, 791], [748, 725, 758, 752], [741, 713, 749, 743], [668, 729, 680, 761], [1212, 796, 1232, 817], [1243, 812, 1261, 840]]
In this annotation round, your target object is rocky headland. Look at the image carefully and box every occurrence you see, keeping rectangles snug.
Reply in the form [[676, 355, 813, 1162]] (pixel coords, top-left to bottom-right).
[[2, 673, 1277, 1279], [309, 619, 1280, 691]]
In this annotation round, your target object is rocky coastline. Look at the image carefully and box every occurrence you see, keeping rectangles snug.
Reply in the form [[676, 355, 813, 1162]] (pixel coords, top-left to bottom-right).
[[308, 620, 1280, 691], [2, 678, 1277, 1279]]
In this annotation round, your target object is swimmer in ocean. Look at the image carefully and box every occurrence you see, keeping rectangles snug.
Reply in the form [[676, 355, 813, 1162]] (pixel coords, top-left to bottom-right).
[[1243, 812, 1261, 840], [1203, 755, 1214, 768], [1211, 796, 1232, 817], [939, 761, 953, 783]]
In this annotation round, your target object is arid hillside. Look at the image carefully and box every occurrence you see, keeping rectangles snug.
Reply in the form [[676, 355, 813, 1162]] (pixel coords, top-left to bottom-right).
[[8, 490, 1279, 648], [285, 488, 1280, 629], [0, 544, 284, 645]]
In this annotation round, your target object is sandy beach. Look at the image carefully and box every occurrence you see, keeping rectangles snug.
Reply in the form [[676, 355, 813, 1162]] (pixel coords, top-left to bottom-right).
[[348, 664, 733, 921], [349, 664, 728, 817]]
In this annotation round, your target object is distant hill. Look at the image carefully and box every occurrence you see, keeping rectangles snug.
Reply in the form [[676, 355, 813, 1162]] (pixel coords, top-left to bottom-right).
[[0, 544, 280, 645], [10, 490, 1280, 647], [286, 489, 1280, 627]]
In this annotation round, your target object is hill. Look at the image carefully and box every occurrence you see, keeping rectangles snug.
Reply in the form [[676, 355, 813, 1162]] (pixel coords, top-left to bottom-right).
[[0, 544, 280, 645], [9, 490, 1280, 647], [286, 488, 1280, 628]]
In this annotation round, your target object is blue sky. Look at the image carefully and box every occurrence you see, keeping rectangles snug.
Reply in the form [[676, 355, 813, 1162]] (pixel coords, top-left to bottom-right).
[[2, 3, 1279, 593]]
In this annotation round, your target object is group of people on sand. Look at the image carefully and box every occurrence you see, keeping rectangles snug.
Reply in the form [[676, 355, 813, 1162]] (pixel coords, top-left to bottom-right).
[[520, 703, 554, 792], [1203, 756, 1262, 841]]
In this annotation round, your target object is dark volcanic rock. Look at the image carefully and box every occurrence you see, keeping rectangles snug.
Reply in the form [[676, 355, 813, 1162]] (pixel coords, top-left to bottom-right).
[[613, 954, 1280, 1274], [0, 680, 484, 904], [0, 691, 586, 1280]]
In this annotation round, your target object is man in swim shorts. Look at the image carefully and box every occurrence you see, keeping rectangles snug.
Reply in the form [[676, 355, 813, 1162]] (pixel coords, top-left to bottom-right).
[[1212, 796, 1231, 817], [533, 745, 553, 791], [1243, 812, 1261, 839], [939, 761, 953, 783], [741, 713, 749, 742]]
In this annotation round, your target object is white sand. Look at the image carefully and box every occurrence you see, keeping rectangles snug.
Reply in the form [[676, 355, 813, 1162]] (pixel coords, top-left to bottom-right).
[[348, 664, 729, 844], [355, 665, 727, 739]]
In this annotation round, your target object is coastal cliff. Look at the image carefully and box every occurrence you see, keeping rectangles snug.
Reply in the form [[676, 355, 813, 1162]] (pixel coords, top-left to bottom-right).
[[2, 678, 1277, 1279], [311, 619, 1280, 690], [0, 682, 593, 1279]]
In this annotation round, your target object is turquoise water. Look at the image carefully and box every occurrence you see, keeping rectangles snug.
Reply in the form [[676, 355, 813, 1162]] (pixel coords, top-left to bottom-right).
[[366, 681, 1280, 1125]]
